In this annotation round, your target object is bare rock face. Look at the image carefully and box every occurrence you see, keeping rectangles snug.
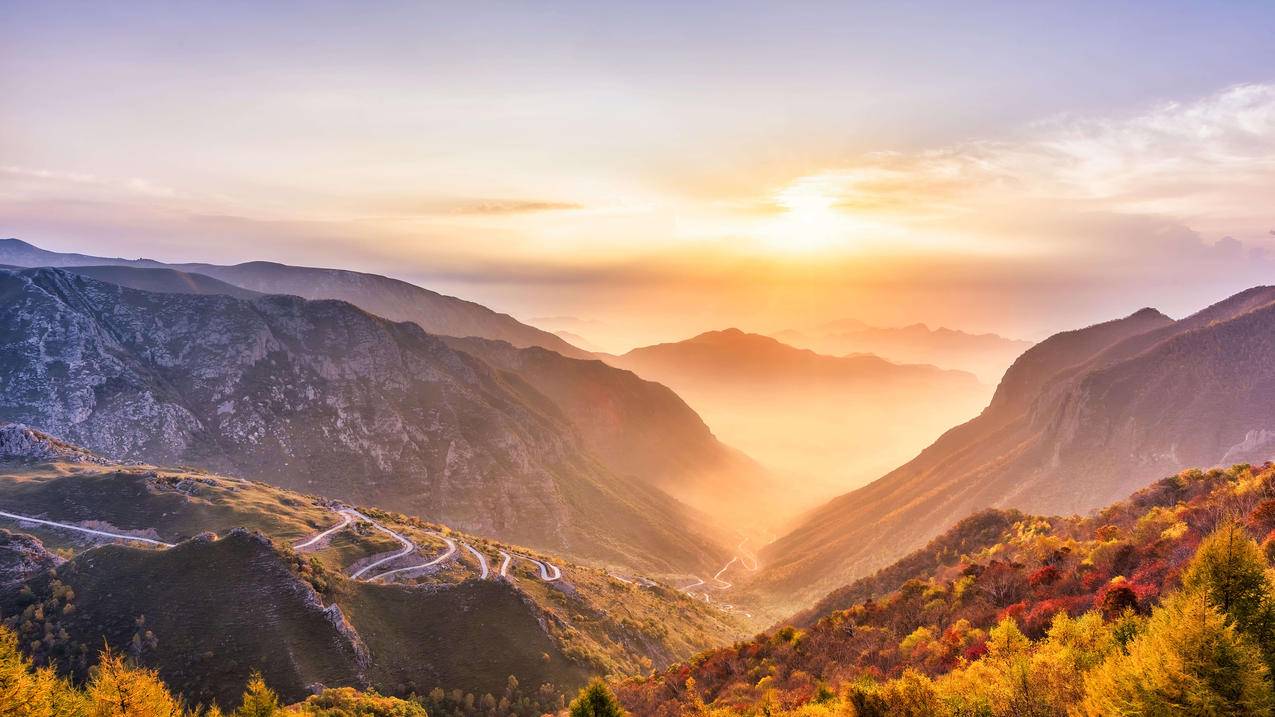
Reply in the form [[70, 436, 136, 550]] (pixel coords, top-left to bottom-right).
[[0, 423, 109, 464], [0, 268, 722, 571], [0, 530, 62, 592]]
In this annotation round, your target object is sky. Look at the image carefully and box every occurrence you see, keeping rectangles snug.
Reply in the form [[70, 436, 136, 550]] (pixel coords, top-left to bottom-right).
[[3, 1, 1275, 350]]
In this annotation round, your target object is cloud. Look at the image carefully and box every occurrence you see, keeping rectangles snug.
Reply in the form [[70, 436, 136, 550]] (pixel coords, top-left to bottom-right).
[[1, 165, 182, 201], [768, 83, 1275, 247], [381, 197, 584, 216]]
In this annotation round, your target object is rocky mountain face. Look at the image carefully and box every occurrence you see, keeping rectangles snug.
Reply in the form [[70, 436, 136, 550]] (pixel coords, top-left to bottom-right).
[[0, 267, 724, 571], [754, 290, 1275, 608], [0, 423, 109, 464], [0, 238, 588, 359]]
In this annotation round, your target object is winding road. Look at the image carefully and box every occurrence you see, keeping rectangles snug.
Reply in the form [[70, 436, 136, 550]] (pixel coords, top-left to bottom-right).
[[368, 531, 457, 582], [678, 538, 761, 619], [0, 502, 565, 589], [295, 507, 562, 584], [293, 510, 354, 550], [464, 543, 490, 579], [0, 509, 174, 547]]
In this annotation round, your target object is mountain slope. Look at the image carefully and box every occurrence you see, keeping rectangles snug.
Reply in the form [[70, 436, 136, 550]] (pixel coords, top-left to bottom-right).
[[22, 261, 766, 540], [0, 237, 589, 358], [0, 448, 748, 708], [755, 290, 1275, 608], [443, 336, 775, 532], [750, 308, 1174, 607], [0, 268, 725, 572], [604, 330, 989, 520], [617, 463, 1275, 715]]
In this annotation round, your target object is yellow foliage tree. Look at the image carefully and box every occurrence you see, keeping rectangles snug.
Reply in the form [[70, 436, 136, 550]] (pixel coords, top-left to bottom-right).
[[1080, 590, 1273, 716]]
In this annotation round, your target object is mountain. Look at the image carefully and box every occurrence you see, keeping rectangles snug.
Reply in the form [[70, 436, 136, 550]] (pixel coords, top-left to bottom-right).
[[18, 261, 764, 544], [0, 267, 728, 573], [603, 330, 990, 520], [755, 288, 1275, 608], [616, 462, 1275, 715], [443, 336, 776, 533], [774, 322, 1033, 382], [0, 238, 589, 359], [0, 438, 747, 709]]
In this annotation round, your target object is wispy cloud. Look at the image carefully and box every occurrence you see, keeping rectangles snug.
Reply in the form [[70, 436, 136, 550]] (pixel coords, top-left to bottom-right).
[[1, 165, 181, 200], [376, 197, 584, 217], [766, 83, 1275, 242]]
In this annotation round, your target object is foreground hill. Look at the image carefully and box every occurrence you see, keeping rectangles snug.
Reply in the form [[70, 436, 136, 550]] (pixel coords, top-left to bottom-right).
[[0, 237, 589, 359], [619, 462, 1275, 715], [604, 329, 989, 518], [774, 322, 1033, 383], [758, 288, 1275, 608], [0, 429, 748, 709], [0, 268, 726, 573]]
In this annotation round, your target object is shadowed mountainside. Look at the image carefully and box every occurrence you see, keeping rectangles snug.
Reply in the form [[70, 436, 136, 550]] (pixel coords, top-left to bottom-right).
[[444, 336, 777, 534], [0, 268, 728, 573], [0, 238, 589, 359]]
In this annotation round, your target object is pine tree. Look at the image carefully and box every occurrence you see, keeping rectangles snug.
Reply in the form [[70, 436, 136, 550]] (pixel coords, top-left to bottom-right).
[[1180, 520, 1275, 677], [235, 672, 282, 717], [568, 678, 626, 717], [85, 644, 187, 717], [1080, 591, 1273, 716]]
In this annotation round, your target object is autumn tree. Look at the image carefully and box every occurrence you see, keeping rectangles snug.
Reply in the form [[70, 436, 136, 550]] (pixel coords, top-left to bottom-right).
[[1180, 520, 1275, 677], [235, 672, 282, 717], [1080, 591, 1273, 716], [568, 678, 626, 717]]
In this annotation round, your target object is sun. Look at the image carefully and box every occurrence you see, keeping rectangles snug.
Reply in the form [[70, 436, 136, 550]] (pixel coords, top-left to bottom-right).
[[760, 181, 845, 253]]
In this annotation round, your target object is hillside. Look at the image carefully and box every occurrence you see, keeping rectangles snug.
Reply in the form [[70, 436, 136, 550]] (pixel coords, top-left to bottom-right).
[[604, 329, 990, 517], [618, 462, 1275, 715], [758, 287, 1275, 609], [0, 443, 749, 709], [750, 307, 1180, 607], [18, 261, 764, 546], [443, 336, 776, 533], [0, 268, 727, 573], [774, 322, 1033, 383], [0, 238, 589, 359]]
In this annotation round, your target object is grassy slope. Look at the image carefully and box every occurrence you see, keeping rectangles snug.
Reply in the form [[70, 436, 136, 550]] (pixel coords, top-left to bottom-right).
[[0, 459, 748, 707]]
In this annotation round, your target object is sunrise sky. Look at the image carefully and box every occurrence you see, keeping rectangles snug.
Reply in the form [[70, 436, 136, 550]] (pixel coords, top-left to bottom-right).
[[4, 1, 1275, 349]]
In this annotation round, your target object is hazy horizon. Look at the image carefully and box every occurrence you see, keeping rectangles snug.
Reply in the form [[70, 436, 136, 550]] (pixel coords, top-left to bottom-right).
[[5, 2, 1275, 349]]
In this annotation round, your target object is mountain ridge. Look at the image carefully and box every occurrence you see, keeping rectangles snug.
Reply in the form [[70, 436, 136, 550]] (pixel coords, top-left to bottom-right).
[[0, 238, 589, 359], [752, 290, 1275, 609], [0, 266, 726, 573]]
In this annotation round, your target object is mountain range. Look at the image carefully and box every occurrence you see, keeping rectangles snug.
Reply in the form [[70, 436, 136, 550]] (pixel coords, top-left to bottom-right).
[[773, 321, 1033, 383], [0, 266, 727, 572], [604, 329, 990, 519], [0, 238, 589, 359], [752, 286, 1275, 608]]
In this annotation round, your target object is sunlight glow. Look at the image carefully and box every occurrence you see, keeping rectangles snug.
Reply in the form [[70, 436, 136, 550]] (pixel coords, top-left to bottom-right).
[[761, 180, 847, 252]]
